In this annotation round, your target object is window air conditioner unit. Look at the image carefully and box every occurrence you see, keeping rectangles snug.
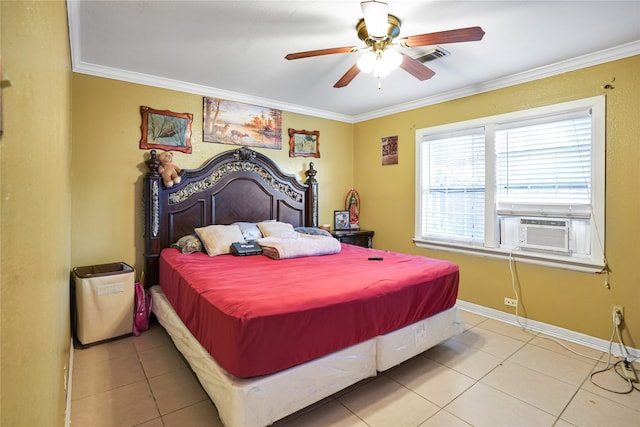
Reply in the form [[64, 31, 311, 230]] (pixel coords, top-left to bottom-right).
[[519, 218, 569, 253]]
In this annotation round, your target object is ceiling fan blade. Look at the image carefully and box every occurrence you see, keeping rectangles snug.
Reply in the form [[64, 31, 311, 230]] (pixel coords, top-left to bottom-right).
[[334, 64, 361, 88], [399, 53, 436, 81], [285, 47, 357, 60], [400, 26, 485, 48]]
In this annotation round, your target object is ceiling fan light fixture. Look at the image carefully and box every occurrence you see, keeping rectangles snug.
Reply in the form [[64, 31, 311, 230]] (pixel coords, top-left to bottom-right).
[[372, 61, 391, 79], [356, 51, 376, 73], [357, 48, 401, 75], [361, 0, 388, 39], [381, 48, 402, 71]]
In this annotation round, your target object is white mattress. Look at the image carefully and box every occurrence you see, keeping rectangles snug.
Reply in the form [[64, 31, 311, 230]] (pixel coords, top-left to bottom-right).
[[150, 285, 461, 426], [376, 306, 462, 371]]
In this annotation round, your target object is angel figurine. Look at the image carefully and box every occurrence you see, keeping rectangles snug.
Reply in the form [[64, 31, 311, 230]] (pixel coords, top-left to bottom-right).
[[345, 189, 360, 230]]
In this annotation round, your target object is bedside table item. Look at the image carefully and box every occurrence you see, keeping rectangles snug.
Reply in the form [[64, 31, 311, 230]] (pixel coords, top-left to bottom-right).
[[345, 189, 360, 230], [334, 210, 350, 231], [331, 229, 374, 248]]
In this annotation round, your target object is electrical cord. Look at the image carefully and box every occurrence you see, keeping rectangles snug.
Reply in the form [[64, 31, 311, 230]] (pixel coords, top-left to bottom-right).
[[589, 319, 639, 394], [508, 248, 601, 361], [507, 247, 639, 391], [615, 361, 640, 393], [508, 246, 528, 330], [508, 247, 519, 314], [614, 322, 638, 364]]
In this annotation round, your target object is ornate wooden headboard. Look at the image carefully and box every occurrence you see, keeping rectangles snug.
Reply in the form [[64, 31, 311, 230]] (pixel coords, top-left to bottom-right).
[[142, 146, 318, 286]]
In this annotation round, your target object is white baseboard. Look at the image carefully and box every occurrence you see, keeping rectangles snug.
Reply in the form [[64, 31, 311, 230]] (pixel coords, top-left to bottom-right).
[[457, 299, 639, 360], [65, 337, 73, 427]]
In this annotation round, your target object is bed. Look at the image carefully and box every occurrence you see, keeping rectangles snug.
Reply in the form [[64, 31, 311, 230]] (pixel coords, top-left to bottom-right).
[[142, 146, 463, 426]]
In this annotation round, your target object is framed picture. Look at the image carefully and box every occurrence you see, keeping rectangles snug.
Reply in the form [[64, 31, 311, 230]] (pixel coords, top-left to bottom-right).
[[203, 97, 282, 149], [334, 210, 350, 231], [381, 135, 398, 165], [288, 128, 320, 158], [139, 106, 193, 153]]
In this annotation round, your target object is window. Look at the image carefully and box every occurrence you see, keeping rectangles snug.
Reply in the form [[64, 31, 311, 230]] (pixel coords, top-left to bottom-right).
[[415, 96, 605, 272], [420, 128, 486, 244]]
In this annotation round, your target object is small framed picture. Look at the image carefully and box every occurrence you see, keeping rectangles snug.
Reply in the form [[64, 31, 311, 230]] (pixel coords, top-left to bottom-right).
[[381, 135, 398, 165], [139, 106, 193, 153], [334, 210, 350, 231], [288, 128, 320, 158]]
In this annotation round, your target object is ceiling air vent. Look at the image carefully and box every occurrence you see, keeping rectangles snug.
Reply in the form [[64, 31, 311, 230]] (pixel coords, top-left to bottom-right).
[[414, 46, 451, 63]]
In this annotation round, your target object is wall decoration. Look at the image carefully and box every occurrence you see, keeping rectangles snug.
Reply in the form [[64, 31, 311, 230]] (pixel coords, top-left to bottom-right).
[[345, 189, 360, 230], [381, 135, 398, 165], [288, 128, 320, 158], [334, 210, 350, 231], [203, 97, 282, 149], [139, 106, 193, 153]]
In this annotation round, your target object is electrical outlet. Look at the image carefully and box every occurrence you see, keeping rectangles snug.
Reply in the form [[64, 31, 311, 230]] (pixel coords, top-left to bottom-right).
[[504, 297, 517, 307], [612, 305, 624, 325]]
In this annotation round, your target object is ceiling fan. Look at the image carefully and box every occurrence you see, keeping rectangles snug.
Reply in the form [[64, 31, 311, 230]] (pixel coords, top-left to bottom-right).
[[285, 0, 485, 89]]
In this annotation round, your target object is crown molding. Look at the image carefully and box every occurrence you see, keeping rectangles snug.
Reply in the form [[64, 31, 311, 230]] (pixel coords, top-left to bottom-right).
[[71, 61, 355, 124], [353, 41, 640, 122]]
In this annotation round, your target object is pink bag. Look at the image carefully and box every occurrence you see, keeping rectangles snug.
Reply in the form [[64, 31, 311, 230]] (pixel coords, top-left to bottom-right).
[[133, 282, 152, 336]]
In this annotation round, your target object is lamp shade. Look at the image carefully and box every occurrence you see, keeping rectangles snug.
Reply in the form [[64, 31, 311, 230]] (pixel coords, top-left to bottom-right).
[[357, 48, 402, 79], [372, 61, 391, 78], [361, 1, 388, 39], [381, 48, 402, 71], [356, 51, 377, 73]]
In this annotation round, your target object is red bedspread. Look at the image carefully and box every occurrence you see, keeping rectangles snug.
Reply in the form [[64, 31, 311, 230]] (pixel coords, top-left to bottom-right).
[[159, 243, 459, 378]]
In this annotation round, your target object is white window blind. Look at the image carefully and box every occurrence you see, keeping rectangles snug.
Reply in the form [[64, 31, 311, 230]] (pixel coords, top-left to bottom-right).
[[496, 112, 592, 210], [420, 129, 485, 243]]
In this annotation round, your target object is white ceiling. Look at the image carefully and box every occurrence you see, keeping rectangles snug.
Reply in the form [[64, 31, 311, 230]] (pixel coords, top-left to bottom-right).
[[67, 1, 640, 123]]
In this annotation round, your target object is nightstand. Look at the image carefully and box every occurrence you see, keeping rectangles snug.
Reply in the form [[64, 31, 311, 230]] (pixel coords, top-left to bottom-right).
[[331, 229, 374, 248]]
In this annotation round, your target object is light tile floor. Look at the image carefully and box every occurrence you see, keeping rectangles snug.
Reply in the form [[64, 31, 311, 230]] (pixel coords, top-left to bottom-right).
[[70, 310, 640, 426]]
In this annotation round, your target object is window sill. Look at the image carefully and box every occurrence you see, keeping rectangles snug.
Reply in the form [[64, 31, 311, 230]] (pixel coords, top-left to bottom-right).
[[413, 239, 605, 274]]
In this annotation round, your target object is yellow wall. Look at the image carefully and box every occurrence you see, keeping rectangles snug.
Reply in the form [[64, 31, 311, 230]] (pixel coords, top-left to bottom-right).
[[354, 56, 640, 345], [72, 57, 639, 349], [1, 1, 72, 425], [71, 74, 354, 275]]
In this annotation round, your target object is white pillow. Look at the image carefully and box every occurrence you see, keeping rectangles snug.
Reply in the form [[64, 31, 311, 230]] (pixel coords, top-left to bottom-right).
[[232, 222, 263, 241], [257, 221, 295, 237], [194, 224, 245, 256]]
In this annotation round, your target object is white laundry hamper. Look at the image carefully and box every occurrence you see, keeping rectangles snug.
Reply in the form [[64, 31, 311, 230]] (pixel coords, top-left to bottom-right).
[[73, 262, 135, 345]]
